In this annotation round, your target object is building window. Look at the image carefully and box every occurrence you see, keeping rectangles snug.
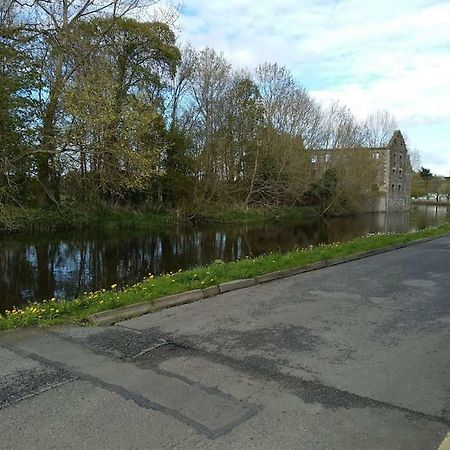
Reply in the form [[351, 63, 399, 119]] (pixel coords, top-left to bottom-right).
[[391, 184, 395, 192], [325, 154, 331, 162], [311, 155, 317, 164], [373, 152, 380, 159], [392, 168, 396, 174], [398, 184, 402, 191]]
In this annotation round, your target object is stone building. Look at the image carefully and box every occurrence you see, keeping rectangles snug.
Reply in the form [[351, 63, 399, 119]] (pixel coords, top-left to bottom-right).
[[309, 130, 412, 212]]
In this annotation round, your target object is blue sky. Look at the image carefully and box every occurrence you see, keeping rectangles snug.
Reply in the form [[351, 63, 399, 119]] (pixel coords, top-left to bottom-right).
[[163, 0, 450, 175]]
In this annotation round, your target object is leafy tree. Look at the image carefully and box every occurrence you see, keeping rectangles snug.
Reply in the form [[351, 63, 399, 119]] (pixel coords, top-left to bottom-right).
[[418, 167, 433, 180], [63, 17, 180, 201], [161, 127, 194, 208], [411, 172, 427, 198], [302, 168, 339, 213], [16, 0, 156, 206], [0, 12, 39, 205]]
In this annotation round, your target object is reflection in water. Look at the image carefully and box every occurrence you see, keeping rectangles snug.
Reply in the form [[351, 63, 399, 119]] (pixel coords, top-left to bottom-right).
[[0, 205, 448, 311]]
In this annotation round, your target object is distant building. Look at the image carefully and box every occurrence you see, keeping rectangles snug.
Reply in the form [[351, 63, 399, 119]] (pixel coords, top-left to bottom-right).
[[308, 130, 412, 212]]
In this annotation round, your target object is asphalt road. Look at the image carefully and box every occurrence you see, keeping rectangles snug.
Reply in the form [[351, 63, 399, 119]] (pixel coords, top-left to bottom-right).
[[1, 235, 450, 449]]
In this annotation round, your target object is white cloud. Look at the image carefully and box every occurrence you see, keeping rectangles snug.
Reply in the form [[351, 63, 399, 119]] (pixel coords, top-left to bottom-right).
[[166, 0, 450, 174]]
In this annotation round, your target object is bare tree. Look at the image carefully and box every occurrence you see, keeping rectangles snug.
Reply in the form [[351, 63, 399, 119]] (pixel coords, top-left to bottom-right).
[[318, 101, 364, 149], [0, 0, 15, 26], [254, 63, 297, 133], [167, 44, 196, 131], [363, 109, 398, 147]]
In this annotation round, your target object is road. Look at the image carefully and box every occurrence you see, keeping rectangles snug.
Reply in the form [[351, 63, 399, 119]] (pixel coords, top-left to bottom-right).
[[1, 235, 449, 449]]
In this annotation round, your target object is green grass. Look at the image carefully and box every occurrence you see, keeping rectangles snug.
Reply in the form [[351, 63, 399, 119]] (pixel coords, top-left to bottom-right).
[[0, 206, 177, 233], [0, 204, 316, 233], [196, 205, 318, 224], [1, 222, 449, 331]]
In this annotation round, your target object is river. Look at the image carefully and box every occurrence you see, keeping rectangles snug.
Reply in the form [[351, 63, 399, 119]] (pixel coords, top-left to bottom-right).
[[0, 204, 448, 312]]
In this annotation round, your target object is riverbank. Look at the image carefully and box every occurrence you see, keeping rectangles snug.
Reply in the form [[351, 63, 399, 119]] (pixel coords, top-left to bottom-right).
[[0, 205, 317, 233], [1, 222, 449, 331], [412, 199, 450, 207], [193, 206, 317, 224], [0, 206, 176, 233]]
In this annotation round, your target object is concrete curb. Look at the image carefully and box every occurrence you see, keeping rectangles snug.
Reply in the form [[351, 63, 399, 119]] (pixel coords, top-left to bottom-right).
[[202, 286, 220, 298], [89, 290, 204, 326], [219, 279, 256, 293], [88, 232, 448, 326], [254, 266, 306, 284]]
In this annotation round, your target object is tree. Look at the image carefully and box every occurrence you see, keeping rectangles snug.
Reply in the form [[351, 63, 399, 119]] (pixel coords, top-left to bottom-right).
[[443, 179, 450, 202], [302, 168, 339, 213], [16, 0, 158, 206], [305, 149, 379, 215], [409, 148, 422, 172], [0, 6, 39, 206], [411, 172, 427, 198], [254, 62, 322, 148], [363, 110, 397, 147], [419, 167, 433, 180], [63, 17, 180, 201], [317, 101, 364, 149], [177, 47, 233, 214], [0, 7, 407, 219]]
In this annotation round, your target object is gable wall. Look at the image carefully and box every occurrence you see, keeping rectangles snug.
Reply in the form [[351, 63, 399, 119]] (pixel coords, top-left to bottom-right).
[[386, 132, 412, 211]]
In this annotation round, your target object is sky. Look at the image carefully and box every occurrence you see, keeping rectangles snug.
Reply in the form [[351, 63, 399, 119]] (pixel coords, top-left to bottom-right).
[[164, 0, 450, 176]]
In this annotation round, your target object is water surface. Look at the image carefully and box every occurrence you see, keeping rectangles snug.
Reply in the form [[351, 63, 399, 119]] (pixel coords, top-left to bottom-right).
[[1, 205, 448, 312]]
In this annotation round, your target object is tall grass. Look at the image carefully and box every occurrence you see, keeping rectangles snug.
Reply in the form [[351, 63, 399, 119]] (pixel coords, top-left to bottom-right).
[[195, 206, 317, 224], [0, 206, 177, 233], [0, 205, 317, 233]]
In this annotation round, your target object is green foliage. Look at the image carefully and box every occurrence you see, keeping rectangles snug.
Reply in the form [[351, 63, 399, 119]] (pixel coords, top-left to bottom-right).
[[161, 127, 195, 207], [419, 167, 433, 180], [196, 205, 317, 224], [0, 8, 401, 219], [0, 206, 176, 233], [412, 171, 450, 201], [0, 25, 39, 204], [302, 168, 339, 213], [63, 17, 180, 201]]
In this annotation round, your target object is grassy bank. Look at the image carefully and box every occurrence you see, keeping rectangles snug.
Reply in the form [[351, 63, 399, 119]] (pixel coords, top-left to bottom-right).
[[0, 206, 177, 233], [194, 206, 318, 224], [0, 205, 317, 233], [1, 222, 449, 331]]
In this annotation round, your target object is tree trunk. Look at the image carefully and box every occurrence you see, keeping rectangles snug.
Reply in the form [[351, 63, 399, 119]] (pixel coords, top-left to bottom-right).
[[36, 57, 63, 207]]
